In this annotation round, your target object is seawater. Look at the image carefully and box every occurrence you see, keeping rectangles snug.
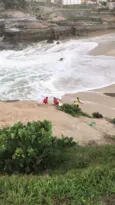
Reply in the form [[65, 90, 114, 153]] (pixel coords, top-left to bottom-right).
[[0, 33, 115, 100]]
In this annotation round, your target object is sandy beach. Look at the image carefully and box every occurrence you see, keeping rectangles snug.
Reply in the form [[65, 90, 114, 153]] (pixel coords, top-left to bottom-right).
[[0, 31, 115, 145]]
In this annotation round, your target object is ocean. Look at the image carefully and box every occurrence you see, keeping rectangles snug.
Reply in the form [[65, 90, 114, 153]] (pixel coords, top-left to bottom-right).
[[0, 33, 115, 101]]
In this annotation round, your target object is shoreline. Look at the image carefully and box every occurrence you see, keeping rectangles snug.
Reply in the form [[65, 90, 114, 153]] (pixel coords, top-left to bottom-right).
[[62, 36, 115, 118]]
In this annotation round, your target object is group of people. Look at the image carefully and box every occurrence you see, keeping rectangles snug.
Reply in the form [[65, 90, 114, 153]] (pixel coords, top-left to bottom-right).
[[43, 97, 62, 106], [43, 96, 83, 108]]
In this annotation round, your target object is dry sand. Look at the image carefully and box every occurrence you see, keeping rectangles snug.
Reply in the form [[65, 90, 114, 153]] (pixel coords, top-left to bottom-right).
[[0, 100, 114, 146], [0, 31, 115, 145]]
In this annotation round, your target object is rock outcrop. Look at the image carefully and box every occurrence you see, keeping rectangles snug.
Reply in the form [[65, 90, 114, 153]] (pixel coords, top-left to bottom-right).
[[1, 8, 115, 45]]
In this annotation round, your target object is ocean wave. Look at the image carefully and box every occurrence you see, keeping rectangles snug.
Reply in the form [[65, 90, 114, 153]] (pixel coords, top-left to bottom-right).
[[0, 34, 115, 100]]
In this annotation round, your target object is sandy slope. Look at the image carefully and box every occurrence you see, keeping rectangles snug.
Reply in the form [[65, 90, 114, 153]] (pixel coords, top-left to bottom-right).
[[0, 100, 114, 145]]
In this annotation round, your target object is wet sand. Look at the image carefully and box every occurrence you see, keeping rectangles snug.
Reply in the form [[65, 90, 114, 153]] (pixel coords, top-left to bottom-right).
[[90, 41, 115, 56]]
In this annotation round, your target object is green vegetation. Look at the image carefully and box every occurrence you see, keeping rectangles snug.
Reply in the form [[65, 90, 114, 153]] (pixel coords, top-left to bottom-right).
[[92, 112, 103, 119], [58, 103, 91, 118], [0, 121, 76, 174], [0, 144, 115, 204], [1, 0, 26, 9], [0, 120, 115, 204], [0, 165, 115, 205]]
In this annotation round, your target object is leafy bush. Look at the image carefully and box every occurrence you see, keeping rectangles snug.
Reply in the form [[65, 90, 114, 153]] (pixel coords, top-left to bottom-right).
[[0, 121, 76, 174], [0, 125, 115, 204], [58, 103, 91, 118], [92, 112, 103, 118]]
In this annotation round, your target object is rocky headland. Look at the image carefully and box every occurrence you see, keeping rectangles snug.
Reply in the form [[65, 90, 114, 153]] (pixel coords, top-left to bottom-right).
[[0, 3, 115, 49]]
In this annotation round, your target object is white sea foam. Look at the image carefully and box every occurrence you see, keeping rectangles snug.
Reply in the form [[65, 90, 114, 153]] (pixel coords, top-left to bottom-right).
[[0, 33, 115, 100]]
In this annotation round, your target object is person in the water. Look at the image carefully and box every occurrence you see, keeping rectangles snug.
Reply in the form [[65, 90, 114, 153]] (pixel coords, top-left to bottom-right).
[[59, 58, 63, 61]]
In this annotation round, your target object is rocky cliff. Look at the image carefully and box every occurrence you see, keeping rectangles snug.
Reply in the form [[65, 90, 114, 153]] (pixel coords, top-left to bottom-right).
[[0, 7, 115, 46]]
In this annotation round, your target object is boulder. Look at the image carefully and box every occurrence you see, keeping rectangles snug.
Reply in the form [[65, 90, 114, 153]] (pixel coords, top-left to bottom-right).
[[56, 41, 60, 44]]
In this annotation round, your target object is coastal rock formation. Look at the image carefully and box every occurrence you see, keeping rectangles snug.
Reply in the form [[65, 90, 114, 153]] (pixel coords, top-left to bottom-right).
[[53, 26, 74, 39], [1, 7, 115, 45], [4, 18, 54, 42], [4, 27, 53, 42]]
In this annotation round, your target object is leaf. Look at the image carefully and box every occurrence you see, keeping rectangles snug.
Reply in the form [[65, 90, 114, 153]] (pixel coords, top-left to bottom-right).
[[11, 133, 15, 139], [18, 129, 23, 138]]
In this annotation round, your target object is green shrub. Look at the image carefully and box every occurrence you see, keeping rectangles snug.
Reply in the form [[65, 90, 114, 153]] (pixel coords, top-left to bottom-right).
[[58, 103, 91, 118], [0, 121, 76, 174], [92, 112, 103, 118]]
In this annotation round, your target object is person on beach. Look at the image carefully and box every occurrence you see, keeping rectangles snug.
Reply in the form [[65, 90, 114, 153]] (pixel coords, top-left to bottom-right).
[[43, 97, 48, 105], [53, 97, 59, 106], [73, 97, 83, 108]]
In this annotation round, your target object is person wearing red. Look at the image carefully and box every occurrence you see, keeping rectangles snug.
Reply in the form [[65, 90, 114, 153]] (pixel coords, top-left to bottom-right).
[[43, 97, 48, 105], [53, 97, 59, 105]]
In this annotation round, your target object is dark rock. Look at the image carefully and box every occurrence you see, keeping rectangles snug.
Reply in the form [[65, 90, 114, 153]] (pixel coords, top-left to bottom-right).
[[56, 41, 60, 44]]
